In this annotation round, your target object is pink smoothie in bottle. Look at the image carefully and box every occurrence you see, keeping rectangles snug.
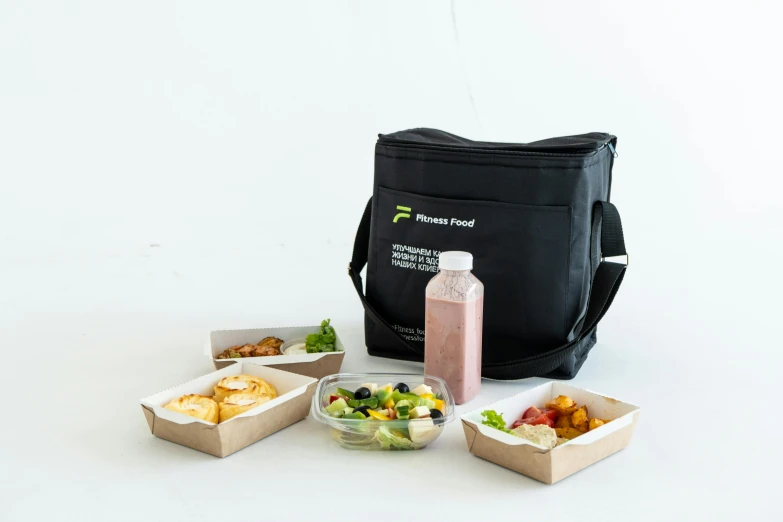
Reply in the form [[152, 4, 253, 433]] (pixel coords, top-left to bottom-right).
[[424, 251, 484, 405]]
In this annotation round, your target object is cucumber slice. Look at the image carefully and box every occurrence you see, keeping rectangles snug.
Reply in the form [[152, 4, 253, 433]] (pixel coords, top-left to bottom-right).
[[325, 398, 348, 416], [347, 397, 379, 409], [421, 398, 436, 410], [394, 399, 414, 412], [395, 400, 412, 419]]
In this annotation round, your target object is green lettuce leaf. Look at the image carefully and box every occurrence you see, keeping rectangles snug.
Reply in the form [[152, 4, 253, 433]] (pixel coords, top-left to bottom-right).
[[375, 426, 413, 450], [481, 410, 514, 434], [305, 319, 341, 353]]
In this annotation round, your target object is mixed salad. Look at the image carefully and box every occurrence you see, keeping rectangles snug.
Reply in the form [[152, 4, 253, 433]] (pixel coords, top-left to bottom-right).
[[322, 382, 446, 450]]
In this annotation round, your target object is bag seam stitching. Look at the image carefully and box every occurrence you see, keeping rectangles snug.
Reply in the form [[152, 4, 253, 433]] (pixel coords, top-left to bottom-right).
[[378, 186, 570, 212], [375, 151, 607, 170], [565, 206, 573, 339]]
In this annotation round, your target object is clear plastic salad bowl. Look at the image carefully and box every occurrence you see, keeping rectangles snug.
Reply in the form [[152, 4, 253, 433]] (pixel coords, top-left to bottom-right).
[[312, 373, 455, 450]]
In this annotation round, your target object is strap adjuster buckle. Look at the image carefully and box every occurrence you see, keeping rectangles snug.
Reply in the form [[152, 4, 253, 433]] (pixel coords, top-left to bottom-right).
[[601, 254, 629, 267]]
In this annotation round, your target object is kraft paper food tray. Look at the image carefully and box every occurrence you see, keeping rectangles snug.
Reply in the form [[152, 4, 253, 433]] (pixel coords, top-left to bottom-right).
[[140, 362, 317, 458], [206, 325, 345, 379], [461, 382, 640, 484]]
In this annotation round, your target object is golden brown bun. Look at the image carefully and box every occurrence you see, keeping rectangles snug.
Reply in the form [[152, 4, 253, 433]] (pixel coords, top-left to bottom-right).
[[163, 394, 219, 424], [214, 374, 277, 403], [218, 393, 271, 423]]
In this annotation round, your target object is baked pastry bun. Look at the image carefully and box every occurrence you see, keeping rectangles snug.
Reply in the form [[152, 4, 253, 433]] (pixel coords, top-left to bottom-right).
[[163, 394, 219, 424], [219, 393, 271, 423], [214, 374, 277, 403]]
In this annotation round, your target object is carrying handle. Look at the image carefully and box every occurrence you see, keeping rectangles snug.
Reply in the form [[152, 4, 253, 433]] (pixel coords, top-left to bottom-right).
[[348, 197, 627, 380]]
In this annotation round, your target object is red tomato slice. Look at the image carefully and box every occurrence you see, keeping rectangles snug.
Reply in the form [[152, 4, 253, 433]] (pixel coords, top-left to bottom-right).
[[329, 395, 342, 404], [522, 406, 542, 419], [538, 415, 555, 428], [512, 413, 554, 428], [542, 408, 559, 421]]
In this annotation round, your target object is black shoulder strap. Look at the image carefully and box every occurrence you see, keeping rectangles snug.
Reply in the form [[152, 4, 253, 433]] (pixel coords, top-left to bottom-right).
[[348, 198, 627, 380]]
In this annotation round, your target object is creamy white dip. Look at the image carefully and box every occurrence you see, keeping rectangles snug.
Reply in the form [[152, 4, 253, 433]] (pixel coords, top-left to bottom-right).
[[283, 343, 307, 355], [511, 424, 557, 449]]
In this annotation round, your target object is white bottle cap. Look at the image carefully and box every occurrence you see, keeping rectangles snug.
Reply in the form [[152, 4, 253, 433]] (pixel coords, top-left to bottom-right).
[[439, 251, 473, 271]]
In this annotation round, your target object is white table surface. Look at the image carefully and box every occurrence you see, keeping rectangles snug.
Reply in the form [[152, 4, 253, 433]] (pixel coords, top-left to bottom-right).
[[1, 1, 779, 520]]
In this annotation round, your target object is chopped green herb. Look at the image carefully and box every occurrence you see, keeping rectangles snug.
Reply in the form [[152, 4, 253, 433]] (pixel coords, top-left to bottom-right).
[[305, 319, 340, 353]]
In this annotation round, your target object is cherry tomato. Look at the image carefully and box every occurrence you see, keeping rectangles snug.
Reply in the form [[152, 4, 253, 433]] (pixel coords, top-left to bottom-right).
[[512, 413, 554, 428], [523, 406, 542, 419]]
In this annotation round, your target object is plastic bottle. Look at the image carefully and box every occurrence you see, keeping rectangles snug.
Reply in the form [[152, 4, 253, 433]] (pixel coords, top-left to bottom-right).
[[424, 251, 484, 405]]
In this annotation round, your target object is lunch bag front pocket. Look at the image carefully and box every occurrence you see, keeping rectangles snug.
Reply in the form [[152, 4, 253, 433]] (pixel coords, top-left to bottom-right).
[[367, 186, 573, 366]]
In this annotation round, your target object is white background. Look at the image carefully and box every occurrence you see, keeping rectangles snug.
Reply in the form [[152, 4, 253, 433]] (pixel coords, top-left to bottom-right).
[[1, 1, 780, 520]]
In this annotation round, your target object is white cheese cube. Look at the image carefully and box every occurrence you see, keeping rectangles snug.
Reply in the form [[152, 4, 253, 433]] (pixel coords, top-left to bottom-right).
[[360, 383, 378, 395], [409, 405, 431, 419], [409, 418, 441, 445], [411, 384, 433, 396]]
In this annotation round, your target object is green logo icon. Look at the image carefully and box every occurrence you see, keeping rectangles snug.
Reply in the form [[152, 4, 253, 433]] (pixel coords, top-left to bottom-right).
[[393, 205, 411, 223]]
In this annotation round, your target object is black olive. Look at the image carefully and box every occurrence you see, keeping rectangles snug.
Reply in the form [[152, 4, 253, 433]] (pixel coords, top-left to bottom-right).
[[353, 406, 371, 417], [354, 387, 371, 400], [393, 383, 410, 393], [429, 409, 444, 423]]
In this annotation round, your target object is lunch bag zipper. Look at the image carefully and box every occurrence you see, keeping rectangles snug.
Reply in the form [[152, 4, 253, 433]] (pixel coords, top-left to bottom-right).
[[377, 135, 613, 158]]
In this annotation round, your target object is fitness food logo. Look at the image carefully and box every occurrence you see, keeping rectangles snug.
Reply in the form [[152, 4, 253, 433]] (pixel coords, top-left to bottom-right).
[[393, 205, 411, 223], [392, 204, 475, 227]]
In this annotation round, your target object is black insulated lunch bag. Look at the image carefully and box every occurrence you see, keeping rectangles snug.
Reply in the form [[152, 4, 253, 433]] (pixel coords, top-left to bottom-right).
[[348, 129, 628, 380]]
